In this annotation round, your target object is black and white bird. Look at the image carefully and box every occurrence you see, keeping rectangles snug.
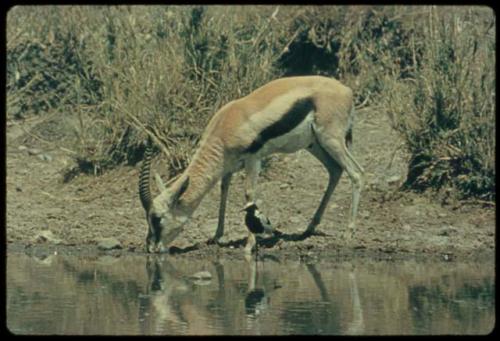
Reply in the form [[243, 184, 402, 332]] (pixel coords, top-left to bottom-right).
[[243, 202, 274, 255], [244, 202, 274, 235]]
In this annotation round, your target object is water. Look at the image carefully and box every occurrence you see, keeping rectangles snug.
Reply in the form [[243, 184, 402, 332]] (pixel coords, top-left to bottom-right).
[[6, 252, 495, 335]]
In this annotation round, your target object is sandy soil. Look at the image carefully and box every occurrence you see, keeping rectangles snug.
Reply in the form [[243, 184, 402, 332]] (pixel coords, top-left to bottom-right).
[[6, 107, 495, 261]]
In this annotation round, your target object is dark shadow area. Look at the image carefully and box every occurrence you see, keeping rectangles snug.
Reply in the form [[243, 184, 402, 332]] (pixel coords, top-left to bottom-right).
[[260, 229, 332, 248], [168, 228, 333, 255], [164, 225, 335, 255], [215, 237, 248, 249], [167, 242, 204, 255]]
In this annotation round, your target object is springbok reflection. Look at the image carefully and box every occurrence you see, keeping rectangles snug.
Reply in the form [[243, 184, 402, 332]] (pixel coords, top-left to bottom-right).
[[7, 253, 494, 335], [345, 270, 364, 334], [143, 255, 223, 334]]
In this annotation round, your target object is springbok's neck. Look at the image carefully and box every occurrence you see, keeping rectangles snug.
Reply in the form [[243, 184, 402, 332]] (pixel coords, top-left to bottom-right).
[[178, 136, 225, 213]]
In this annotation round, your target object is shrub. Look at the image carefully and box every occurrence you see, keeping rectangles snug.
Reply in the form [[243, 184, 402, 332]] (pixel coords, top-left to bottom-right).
[[7, 5, 495, 200], [385, 7, 495, 200]]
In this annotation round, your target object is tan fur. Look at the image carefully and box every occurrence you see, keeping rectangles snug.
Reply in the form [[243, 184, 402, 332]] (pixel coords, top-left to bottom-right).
[[177, 76, 352, 208], [144, 75, 363, 252]]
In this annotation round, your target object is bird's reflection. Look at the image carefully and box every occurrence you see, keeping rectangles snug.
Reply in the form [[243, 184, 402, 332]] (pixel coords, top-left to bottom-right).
[[243, 254, 282, 334], [244, 255, 267, 317], [245, 288, 267, 316]]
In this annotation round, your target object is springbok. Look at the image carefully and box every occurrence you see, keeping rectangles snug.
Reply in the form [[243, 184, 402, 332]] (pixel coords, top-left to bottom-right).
[[139, 75, 364, 253]]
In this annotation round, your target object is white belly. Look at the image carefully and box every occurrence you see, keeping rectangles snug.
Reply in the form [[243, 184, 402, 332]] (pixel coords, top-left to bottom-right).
[[256, 113, 315, 157]]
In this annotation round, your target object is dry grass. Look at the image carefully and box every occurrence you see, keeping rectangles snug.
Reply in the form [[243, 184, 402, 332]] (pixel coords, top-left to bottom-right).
[[383, 7, 495, 200], [6, 5, 495, 200]]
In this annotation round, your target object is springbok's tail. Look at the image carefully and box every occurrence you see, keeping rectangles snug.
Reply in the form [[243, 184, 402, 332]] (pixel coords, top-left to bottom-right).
[[345, 104, 355, 150]]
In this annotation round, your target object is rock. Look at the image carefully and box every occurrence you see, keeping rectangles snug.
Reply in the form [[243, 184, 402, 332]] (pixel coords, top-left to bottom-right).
[[386, 175, 401, 185], [190, 270, 212, 280], [34, 230, 62, 244], [437, 225, 457, 237], [442, 253, 452, 261], [27, 148, 41, 155], [97, 238, 122, 251], [18, 145, 28, 151], [402, 224, 411, 232], [37, 153, 53, 162]]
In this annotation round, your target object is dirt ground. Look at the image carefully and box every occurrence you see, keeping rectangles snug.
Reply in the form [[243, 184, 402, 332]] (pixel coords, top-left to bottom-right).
[[5, 107, 495, 262]]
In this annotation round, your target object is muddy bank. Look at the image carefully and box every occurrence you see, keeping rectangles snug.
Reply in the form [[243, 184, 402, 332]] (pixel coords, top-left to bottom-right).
[[6, 109, 495, 261]]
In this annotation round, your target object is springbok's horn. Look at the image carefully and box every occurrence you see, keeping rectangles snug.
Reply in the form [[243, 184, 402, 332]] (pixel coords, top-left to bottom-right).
[[139, 136, 153, 212]]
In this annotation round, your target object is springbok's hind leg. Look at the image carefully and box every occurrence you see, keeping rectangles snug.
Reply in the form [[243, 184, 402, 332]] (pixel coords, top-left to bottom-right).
[[315, 132, 364, 239], [304, 141, 343, 236]]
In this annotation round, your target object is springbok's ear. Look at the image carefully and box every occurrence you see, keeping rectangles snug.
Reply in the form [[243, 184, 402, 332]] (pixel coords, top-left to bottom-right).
[[154, 171, 166, 192], [170, 177, 189, 207]]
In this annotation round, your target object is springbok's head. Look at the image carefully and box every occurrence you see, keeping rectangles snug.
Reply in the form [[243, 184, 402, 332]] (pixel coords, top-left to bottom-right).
[[139, 141, 190, 253]]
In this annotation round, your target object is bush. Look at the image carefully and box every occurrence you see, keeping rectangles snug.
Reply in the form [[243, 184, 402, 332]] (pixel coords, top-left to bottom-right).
[[385, 7, 495, 200], [7, 5, 495, 200], [7, 6, 288, 176], [7, 31, 103, 119]]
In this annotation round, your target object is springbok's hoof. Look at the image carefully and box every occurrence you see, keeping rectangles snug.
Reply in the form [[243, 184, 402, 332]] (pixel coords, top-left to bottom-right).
[[206, 237, 221, 246]]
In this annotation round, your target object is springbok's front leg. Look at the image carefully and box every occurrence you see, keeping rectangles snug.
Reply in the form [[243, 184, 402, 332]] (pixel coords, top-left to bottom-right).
[[244, 158, 261, 254], [244, 157, 261, 204], [209, 173, 233, 244]]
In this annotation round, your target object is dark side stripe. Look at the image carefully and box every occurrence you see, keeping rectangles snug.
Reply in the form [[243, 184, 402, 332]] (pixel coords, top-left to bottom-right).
[[245, 97, 316, 154]]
